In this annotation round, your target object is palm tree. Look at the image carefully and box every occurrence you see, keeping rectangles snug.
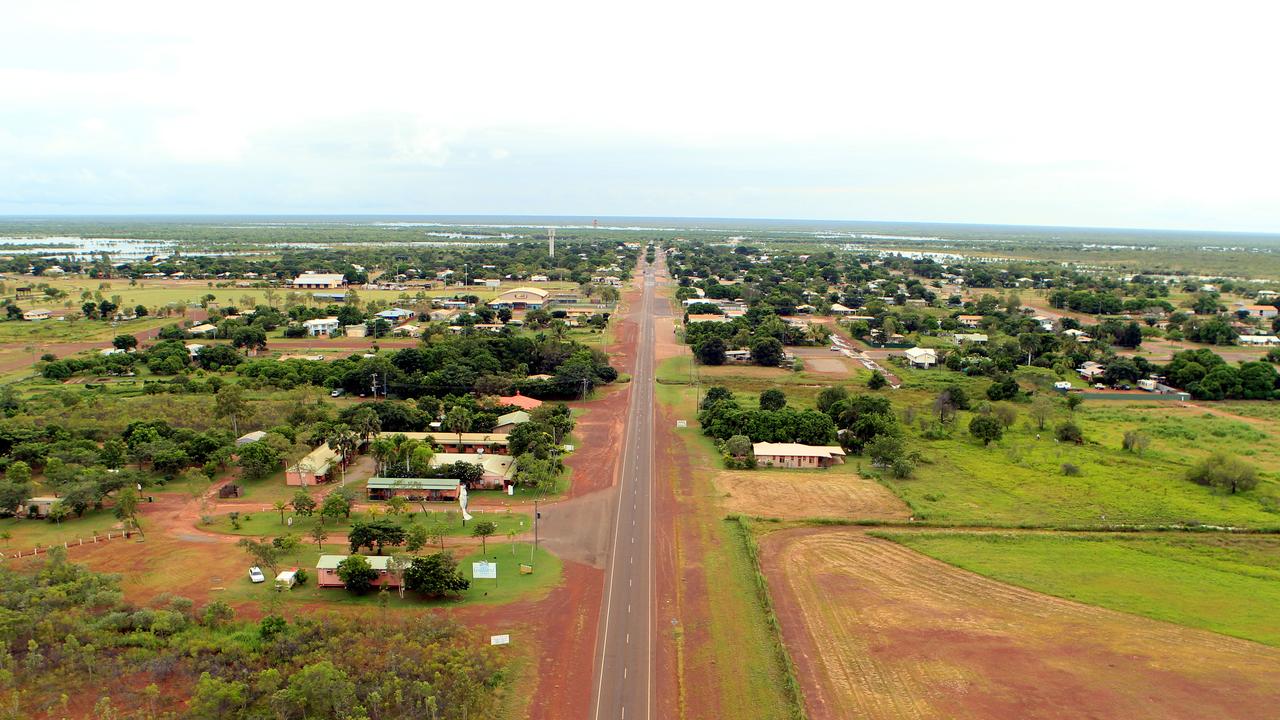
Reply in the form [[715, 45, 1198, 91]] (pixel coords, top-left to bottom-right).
[[273, 501, 288, 525], [444, 406, 473, 451], [368, 437, 394, 476]]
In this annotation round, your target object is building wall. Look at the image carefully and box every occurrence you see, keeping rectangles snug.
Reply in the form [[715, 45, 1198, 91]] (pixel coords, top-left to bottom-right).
[[756, 454, 835, 469], [285, 470, 331, 486]]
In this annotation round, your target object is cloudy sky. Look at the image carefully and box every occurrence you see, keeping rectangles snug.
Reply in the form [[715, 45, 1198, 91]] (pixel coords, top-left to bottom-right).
[[2, 1, 1279, 231]]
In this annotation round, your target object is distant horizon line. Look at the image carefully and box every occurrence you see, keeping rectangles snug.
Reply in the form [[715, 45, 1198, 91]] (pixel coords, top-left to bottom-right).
[[0, 212, 1278, 239]]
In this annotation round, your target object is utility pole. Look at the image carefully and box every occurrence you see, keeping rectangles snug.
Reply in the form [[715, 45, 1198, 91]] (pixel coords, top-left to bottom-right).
[[581, 377, 589, 402], [530, 498, 539, 565], [371, 373, 378, 399], [548, 227, 555, 260]]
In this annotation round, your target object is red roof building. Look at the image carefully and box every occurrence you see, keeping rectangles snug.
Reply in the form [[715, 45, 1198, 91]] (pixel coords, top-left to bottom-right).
[[497, 391, 543, 410]]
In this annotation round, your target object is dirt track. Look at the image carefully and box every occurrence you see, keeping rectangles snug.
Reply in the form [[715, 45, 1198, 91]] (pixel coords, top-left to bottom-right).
[[762, 528, 1280, 720]]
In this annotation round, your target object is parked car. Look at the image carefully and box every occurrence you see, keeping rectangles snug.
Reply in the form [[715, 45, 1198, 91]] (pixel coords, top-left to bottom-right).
[[330, 388, 344, 398], [249, 566, 266, 583]]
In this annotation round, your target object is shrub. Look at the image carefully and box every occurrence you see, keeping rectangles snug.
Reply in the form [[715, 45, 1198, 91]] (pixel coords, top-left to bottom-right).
[[1121, 430, 1150, 454], [1061, 462, 1081, 476], [1055, 421, 1083, 444]]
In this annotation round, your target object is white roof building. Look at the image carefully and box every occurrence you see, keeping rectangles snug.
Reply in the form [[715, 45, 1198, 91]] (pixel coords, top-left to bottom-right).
[[903, 347, 938, 368]]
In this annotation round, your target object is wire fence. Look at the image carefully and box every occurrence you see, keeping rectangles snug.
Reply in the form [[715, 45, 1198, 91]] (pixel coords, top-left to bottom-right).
[[0, 530, 137, 561]]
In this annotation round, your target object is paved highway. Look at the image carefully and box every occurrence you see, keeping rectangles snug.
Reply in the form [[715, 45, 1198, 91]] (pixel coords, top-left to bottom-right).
[[591, 258, 656, 720]]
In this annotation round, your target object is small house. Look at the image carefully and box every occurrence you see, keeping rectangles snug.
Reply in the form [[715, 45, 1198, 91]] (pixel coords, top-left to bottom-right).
[[956, 315, 984, 328], [752, 443, 847, 469], [903, 347, 938, 368], [22, 309, 51, 321], [188, 323, 218, 337], [494, 410, 531, 433], [316, 555, 400, 589], [286, 444, 342, 486], [302, 317, 341, 337], [496, 391, 543, 410], [236, 430, 267, 446], [430, 453, 517, 489]]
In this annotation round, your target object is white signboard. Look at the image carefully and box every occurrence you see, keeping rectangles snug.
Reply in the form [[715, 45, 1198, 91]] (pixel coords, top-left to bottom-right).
[[473, 561, 497, 579], [675, 420, 687, 428], [490, 634, 510, 646]]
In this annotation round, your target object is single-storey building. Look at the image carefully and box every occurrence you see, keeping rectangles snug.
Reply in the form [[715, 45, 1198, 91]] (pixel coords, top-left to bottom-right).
[[286, 444, 342, 486], [25, 496, 60, 517], [1078, 361, 1106, 380], [493, 410, 531, 433], [236, 430, 267, 446], [1239, 334, 1280, 346], [366, 477, 461, 501], [952, 333, 989, 344], [827, 303, 856, 316], [687, 313, 730, 323], [302, 317, 341, 336], [903, 347, 938, 368], [292, 272, 346, 289], [724, 349, 752, 363], [376, 431, 510, 454], [487, 287, 549, 310], [752, 443, 847, 469], [188, 323, 219, 337], [1240, 304, 1279, 320], [376, 308, 415, 324], [185, 343, 205, 358], [957, 315, 985, 328], [431, 452, 516, 489], [316, 555, 401, 589], [497, 391, 543, 410], [22, 309, 51, 321]]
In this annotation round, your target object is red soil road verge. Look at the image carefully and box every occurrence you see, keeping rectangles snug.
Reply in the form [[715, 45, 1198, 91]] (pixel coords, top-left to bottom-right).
[[761, 527, 1280, 720]]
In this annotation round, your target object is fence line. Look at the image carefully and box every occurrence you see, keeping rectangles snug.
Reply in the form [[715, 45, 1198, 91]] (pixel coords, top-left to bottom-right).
[[0, 530, 136, 561]]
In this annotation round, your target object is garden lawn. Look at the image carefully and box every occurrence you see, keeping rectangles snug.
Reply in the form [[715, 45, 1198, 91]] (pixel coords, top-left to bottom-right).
[[221, 542, 561, 608], [208, 508, 531, 539], [882, 532, 1280, 647]]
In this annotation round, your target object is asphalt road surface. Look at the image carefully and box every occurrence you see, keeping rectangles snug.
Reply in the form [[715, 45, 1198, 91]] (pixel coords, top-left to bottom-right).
[[592, 258, 656, 720]]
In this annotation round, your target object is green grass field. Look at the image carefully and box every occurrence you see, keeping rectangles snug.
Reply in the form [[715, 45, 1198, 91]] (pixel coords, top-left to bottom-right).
[[885, 402, 1280, 527], [0, 509, 126, 551], [207, 507, 531, 538], [221, 541, 561, 608], [881, 531, 1280, 646]]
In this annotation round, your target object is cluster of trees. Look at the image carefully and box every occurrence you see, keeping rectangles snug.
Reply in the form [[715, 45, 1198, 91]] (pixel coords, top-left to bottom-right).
[[0, 414, 237, 520], [236, 333, 616, 400], [1164, 349, 1279, 400], [0, 550, 505, 719], [686, 309, 826, 367], [698, 387, 837, 446]]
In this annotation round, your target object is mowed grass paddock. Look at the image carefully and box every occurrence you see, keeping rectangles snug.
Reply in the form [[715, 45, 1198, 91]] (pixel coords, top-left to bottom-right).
[[881, 531, 1280, 647]]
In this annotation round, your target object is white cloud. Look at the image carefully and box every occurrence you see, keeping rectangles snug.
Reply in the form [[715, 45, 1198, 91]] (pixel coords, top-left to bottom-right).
[[1, 0, 1279, 229]]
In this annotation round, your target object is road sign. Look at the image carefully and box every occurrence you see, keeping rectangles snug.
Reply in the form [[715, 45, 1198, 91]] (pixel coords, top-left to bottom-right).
[[473, 561, 497, 579], [490, 634, 510, 645], [676, 420, 687, 428]]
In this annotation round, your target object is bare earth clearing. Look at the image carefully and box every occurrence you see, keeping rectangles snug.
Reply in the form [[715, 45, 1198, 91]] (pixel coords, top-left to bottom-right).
[[715, 470, 909, 521], [762, 528, 1280, 720]]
